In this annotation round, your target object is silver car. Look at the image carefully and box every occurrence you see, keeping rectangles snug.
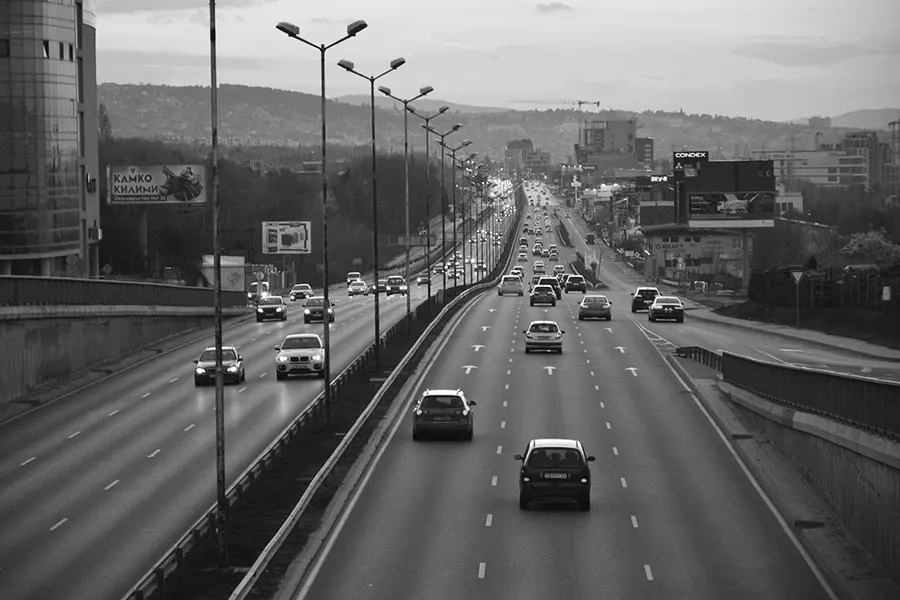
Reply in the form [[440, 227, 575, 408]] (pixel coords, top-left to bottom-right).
[[274, 334, 326, 380]]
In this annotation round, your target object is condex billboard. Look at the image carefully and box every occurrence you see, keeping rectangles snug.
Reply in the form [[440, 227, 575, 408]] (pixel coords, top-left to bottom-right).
[[107, 164, 207, 204], [262, 221, 311, 255]]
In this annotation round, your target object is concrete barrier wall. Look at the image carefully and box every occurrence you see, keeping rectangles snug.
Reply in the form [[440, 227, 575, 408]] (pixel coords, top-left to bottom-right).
[[0, 307, 248, 406], [721, 382, 900, 584]]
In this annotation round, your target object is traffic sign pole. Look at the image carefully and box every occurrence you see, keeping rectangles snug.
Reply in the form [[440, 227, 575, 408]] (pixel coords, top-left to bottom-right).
[[790, 269, 805, 329]]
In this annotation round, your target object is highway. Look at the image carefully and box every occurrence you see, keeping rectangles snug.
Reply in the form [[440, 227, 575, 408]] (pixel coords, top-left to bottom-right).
[[0, 197, 517, 600], [295, 183, 831, 600], [556, 189, 900, 381]]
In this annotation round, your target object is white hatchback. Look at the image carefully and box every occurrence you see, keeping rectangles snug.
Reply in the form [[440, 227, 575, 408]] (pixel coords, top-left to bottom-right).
[[498, 275, 524, 296]]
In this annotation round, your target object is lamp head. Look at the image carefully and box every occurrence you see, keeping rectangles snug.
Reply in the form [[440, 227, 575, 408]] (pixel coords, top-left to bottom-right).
[[390, 57, 406, 70], [337, 59, 354, 72], [347, 20, 368, 36], [276, 21, 300, 37], [451, 124, 461, 132], [419, 85, 434, 96], [438, 105, 450, 114], [378, 85, 392, 96]]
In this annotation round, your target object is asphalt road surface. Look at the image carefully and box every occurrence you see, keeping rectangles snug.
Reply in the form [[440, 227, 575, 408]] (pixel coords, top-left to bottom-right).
[[556, 189, 900, 382], [296, 189, 831, 599], [0, 207, 519, 600]]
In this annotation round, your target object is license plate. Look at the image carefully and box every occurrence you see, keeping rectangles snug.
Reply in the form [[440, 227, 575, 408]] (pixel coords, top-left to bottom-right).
[[432, 416, 451, 421], [543, 473, 567, 479], [538, 335, 553, 340]]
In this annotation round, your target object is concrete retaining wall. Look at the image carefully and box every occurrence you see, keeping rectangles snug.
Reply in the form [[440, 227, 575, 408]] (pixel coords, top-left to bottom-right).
[[721, 382, 900, 584], [0, 306, 249, 406]]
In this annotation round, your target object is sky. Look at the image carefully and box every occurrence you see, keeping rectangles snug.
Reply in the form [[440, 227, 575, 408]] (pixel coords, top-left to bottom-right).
[[94, 0, 900, 122]]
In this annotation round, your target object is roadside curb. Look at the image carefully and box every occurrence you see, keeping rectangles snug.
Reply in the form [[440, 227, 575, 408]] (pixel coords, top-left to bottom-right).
[[664, 355, 900, 600], [683, 310, 900, 363]]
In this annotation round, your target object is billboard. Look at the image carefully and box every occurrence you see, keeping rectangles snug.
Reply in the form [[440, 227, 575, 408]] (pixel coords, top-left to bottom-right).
[[107, 164, 207, 204], [687, 192, 776, 228], [262, 221, 311, 254]]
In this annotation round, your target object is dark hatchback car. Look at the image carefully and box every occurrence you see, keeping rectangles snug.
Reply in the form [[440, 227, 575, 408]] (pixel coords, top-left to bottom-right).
[[514, 438, 595, 511], [193, 346, 245, 386], [412, 389, 476, 440], [303, 296, 335, 323], [537, 276, 562, 299], [630, 287, 660, 312], [649, 295, 685, 323], [256, 296, 287, 322], [564, 274, 587, 293], [529, 285, 557, 306]]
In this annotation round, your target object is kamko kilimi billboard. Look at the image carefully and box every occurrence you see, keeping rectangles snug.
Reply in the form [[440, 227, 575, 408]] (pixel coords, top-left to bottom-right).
[[672, 152, 776, 228], [107, 164, 208, 204]]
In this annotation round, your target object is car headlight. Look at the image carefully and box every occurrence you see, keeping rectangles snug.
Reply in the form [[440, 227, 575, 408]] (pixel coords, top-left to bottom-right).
[[312, 354, 322, 361], [328, 308, 334, 314], [304, 309, 310, 314], [276, 354, 289, 363], [415, 409, 423, 416], [227, 365, 238, 372], [195, 367, 206, 375], [275, 307, 283, 312], [247, 292, 252, 298], [257, 308, 263, 313]]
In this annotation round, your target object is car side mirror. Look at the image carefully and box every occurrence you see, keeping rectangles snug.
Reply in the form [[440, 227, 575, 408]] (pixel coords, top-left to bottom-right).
[[561, 330, 566, 334], [238, 355, 243, 361], [274, 346, 281, 351], [512, 454, 524, 461], [522, 329, 527, 334], [587, 456, 596, 462], [192, 359, 198, 364], [629, 292, 634, 296], [468, 400, 477, 406]]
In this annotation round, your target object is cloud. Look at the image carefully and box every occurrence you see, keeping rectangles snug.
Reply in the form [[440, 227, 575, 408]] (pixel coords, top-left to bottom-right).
[[96, 0, 275, 14], [535, 2, 573, 13], [732, 41, 881, 67]]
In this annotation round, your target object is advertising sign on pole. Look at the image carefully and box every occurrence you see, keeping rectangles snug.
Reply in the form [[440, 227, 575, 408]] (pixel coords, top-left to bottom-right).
[[106, 164, 207, 204], [262, 221, 311, 254], [687, 192, 776, 228]]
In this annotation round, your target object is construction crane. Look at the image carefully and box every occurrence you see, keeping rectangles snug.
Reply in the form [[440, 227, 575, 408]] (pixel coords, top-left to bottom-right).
[[509, 99, 602, 110]]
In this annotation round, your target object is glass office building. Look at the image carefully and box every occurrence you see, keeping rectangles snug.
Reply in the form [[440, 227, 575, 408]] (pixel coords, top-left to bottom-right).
[[0, 0, 100, 276]]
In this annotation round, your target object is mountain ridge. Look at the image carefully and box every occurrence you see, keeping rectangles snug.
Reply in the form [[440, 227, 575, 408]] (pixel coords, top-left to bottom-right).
[[333, 94, 510, 114]]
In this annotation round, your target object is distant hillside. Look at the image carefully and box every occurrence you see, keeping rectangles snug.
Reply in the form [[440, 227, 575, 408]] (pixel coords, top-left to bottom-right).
[[334, 94, 510, 115], [97, 83, 872, 163], [832, 109, 900, 131]]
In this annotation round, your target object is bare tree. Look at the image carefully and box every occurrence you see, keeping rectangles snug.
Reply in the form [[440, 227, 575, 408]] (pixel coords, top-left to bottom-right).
[[98, 102, 114, 144]]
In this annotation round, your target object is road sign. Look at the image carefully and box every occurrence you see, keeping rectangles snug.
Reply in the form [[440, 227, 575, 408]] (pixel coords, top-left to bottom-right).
[[262, 221, 311, 254], [316, 263, 325, 273], [790, 269, 805, 284], [101, 263, 113, 276], [255, 271, 266, 281]]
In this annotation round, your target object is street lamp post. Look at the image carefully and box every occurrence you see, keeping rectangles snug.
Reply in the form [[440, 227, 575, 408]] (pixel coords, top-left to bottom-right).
[[424, 124, 462, 293], [446, 145, 473, 283], [276, 18, 367, 427], [408, 106, 450, 310], [336, 57, 405, 365], [379, 86, 434, 329]]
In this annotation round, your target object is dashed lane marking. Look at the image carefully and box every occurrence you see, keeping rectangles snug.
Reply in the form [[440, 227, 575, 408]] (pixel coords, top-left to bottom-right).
[[503, 401, 508, 407], [141, 393, 151, 399], [621, 477, 628, 488], [485, 514, 493, 527], [108, 410, 119, 417], [239, 387, 247, 393], [606, 422, 611, 429], [49, 518, 68, 531], [184, 424, 195, 432], [169, 377, 178, 384], [501, 421, 506, 429], [594, 384, 599, 391], [478, 562, 486, 579], [68, 431, 81, 439], [496, 445, 503, 454], [612, 447, 619, 456], [147, 449, 161, 458], [631, 515, 639, 528], [260, 373, 267, 378], [20, 457, 36, 466], [644, 565, 654, 581], [104, 480, 119, 491], [491, 475, 498, 486]]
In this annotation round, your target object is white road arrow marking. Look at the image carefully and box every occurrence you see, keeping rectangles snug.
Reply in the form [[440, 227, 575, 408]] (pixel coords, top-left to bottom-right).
[[605, 327, 613, 333], [463, 365, 478, 375], [614, 346, 626, 354], [472, 345, 485, 352], [544, 366, 556, 375], [481, 326, 491, 331], [625, 367, 639, 377]]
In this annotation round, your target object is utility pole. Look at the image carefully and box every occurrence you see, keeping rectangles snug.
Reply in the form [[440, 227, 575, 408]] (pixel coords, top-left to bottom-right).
[[890, 116, 900, 203]]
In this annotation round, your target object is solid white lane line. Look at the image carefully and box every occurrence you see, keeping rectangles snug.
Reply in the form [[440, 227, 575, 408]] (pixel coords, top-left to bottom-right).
[[644, 565, 654, 581], [496, 445, 503, 454], [485, 514, 493, 527], [620, 477, 628, 488], [631, 515, 639, 528], [20, 457, 36, 466], [613, 446, 619, 455], [169, 377, 178, 384], [501, 421, 506, 429], [68, 431, 81, 439], [184, 424, 195, 432], [478, 562, 486, 579], [104, 480, 119, 491], [147, 449, 161, 458], [239, 387, 247, 393], [141, 392, 151, 398], [259, 373, 267, 378], [49, 518, 68, 531], [108, 409, 119, 416], [606, 422, 611, 429]]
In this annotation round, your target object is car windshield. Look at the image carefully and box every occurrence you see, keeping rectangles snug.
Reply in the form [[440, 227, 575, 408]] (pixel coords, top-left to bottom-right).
[[199, 349, 236, 362], [638, 289, 659, 298], [378, 280, 386, 285], [306, 298, 326, 307], [657, 297, 681, 305], [292, 284, 310, 291], [259, 297, 282, 305], [539, 279, 557, 287], [583, 296, 608, 305], [533, 286, 552, 294], [347, 273, 360, 278], [568, 276, 584, 283], [388, 278, 404, 284], [502, 276, 520, 283], [281, 336, 321, 350], [529, 322, 559, 333], [527, 447, 583, 468], [420, 395, 464, 410], [350, 281, 365, 287]]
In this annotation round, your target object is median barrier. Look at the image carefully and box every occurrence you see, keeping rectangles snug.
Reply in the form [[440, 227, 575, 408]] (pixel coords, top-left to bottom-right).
[[118, 185, 525, 600]]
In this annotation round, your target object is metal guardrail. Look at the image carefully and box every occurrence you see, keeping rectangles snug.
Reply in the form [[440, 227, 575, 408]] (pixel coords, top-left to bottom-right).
[[0, 275, 249, 308], [675, 346, 900, 441], [119, 188, 526, 600]]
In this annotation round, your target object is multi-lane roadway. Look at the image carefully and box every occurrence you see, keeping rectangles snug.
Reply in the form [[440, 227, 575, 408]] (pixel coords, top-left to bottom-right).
[[0, 202, 518, 600], [295, 182, 834, 599]]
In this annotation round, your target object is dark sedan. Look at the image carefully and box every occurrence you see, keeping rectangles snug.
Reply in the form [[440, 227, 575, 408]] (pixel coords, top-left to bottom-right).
[[256, 296, 287, 322], [578, 295, 611, 320], [193, 346, 245, 386], [648, 296, 685, 322], [303, 296, 335, 323]]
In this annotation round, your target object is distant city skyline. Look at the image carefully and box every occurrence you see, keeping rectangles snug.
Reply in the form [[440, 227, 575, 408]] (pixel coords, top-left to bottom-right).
[[95, 0, 899, 122]]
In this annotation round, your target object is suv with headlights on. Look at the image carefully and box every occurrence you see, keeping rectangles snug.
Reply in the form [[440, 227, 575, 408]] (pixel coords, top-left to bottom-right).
[[630, 286, 660, 312], [412, 389, 477, 440], [303, 296, 335, 323], [193, 346, 245, 386], [537, 276, 562, 299], [290, 283, 313, 302], [513, 438, 596, 510], [386, 275, 408, 296], [274, 333, 326, 379], [256, 295, 287, 322]]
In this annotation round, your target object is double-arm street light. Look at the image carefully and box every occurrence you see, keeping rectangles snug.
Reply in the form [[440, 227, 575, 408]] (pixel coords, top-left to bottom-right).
[[336, 57, 405, 365], [378, 85, 434, 328], [422, 123, 461, 295], [444, 141, 472, 284], [276, 18, 367, 426], [407, 105, 450, 308], [450, 151, 477, 283]]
